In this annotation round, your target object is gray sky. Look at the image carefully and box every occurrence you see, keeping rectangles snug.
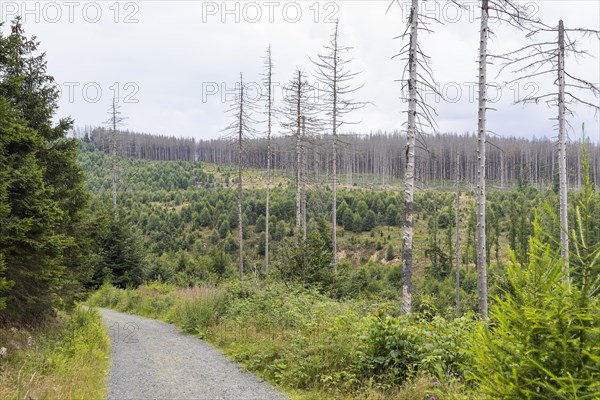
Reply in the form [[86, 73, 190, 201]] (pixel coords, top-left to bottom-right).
[[2, 0, 599, 142]]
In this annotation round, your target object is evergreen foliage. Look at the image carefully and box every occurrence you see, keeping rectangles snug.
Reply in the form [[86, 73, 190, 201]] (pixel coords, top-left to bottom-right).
[[92, 210, 148, 288], [0, 20, 90, 319], [468, 178, 600, 398], [275, 233, 333, 289]]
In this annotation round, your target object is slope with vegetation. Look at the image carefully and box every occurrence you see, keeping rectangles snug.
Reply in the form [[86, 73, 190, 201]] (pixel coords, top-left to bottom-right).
[[81, 137, 599, 398]]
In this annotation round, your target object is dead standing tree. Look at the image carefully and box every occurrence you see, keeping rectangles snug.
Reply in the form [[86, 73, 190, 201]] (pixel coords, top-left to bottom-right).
[[223, 73, 257, 283], [455, 152, 461, 311], [262, 45, 274, 274], [495, 20, 600, 279], [391, 0, 441, 314], [312, 20, 366, 270], [472, 0, 540, 319], [476, 0, 490, 319], [105, 98, 126, 212], [281, 69, 320, 239]]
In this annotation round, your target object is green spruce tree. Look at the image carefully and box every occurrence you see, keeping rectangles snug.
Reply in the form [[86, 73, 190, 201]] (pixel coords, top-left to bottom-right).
[[0, 20, 90, 319]]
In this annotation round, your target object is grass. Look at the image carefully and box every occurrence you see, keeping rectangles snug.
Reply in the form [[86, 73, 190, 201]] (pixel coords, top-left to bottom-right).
[[0, 307, 110, 400]]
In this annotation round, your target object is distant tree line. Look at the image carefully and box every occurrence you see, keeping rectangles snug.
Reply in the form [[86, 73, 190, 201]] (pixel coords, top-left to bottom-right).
[[78, 127, 197, 162], [75, 126, 600, 190]]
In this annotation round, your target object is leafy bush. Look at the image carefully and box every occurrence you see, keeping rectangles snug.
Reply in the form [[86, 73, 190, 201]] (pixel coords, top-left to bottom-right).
[[356, 313, 475, 386], [209, 248, 229, 280], [336, 261, 400, 300]]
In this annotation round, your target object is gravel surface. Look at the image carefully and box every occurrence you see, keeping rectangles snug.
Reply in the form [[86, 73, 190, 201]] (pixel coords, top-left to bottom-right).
[[99, 308, 288, 400]]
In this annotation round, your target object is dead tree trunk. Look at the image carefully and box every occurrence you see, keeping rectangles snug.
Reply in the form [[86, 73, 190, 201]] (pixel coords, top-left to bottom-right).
[[455, 153, 461, 311], [106, 97, 125, 212], [282, 69, 318, 240], [111, 99, 117, 212], [301, 115, 308, 240], [264, 45, 273, 274], [296, 136, 301, 232], [312, 21, 365, 271], [237, 74, 245, 284], [476, 0, 489, 319], [500, 150, 505, 189], [401, 0, 418, 315], [493, 15, 599, 275], [332, 67, 338, 268], [557, 19, 569, 277], [295, 72, 302, 233]]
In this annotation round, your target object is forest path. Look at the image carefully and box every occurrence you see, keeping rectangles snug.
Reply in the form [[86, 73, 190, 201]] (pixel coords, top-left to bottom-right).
[[99, 308, 288, 400]]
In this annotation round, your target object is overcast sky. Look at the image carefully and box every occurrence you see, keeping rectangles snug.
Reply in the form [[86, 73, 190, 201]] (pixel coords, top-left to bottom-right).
[[2, 0, 599, 142]]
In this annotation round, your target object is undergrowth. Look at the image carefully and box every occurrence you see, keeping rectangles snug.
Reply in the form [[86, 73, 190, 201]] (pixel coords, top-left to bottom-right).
[[0, 307, 110, 400]]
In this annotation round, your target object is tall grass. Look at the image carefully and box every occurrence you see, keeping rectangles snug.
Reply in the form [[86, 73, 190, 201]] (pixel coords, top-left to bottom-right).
[[170, 286, 228, 336], [0, 307, 110, 400]]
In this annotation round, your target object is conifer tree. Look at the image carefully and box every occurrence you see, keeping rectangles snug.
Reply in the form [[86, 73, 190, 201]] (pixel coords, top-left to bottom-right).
[[0, 20, 90, 319]]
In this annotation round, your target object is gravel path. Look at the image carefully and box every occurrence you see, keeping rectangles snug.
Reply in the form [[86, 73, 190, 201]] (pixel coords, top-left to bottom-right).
[[99, 308, 288, 400]]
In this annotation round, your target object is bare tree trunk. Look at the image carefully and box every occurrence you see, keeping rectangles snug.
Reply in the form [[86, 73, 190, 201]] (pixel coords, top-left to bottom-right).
[[264, 46, 273, 274], [301, 115, 307, 240], [312, 21, 365, 271], [295, 72, 302, 233], [476, 0, 489, 319], [401, 0, 418, 315], [332, 133, 338, 268], [296, 134, 301, 232], [455, 153, 461, 311], [332, 40, 339, 269], [558, 19, 569, 278], [238, 74, 245, 284], [111, 98, 118, 211], [500, 150, 505, 189], [594, 156, 600, 192], [348, 148, 353, 186]]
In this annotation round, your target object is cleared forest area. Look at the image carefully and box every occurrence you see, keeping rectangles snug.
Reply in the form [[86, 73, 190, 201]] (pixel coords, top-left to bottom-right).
[[79, 128, 600, 190]]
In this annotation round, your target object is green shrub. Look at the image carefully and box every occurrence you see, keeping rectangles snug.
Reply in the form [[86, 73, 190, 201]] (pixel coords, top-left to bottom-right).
[[356, 313, 475, 386]]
